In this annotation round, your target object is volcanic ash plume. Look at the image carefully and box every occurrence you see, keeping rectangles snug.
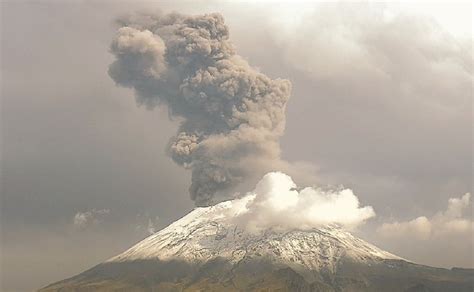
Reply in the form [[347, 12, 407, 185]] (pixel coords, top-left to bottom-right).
[[109, 12, 291, 206]]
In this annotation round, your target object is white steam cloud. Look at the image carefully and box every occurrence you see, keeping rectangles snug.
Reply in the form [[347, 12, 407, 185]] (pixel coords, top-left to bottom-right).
[[109, 12, 291, 206], [215, 172, 375, 232]]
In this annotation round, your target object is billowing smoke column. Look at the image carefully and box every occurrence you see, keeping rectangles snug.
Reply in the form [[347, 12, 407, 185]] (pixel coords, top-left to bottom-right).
[[109, 12, 291, 206]]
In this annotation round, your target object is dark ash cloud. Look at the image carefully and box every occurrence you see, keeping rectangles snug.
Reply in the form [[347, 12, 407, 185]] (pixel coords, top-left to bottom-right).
[[109, 12, 291, 206]]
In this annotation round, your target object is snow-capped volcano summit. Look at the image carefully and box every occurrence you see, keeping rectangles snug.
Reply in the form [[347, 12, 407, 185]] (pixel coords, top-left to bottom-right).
[[41, 204, 473, 292], [41, 173, 473, 291], [108, 172, 400, 276], [108, 197, 400, 275]]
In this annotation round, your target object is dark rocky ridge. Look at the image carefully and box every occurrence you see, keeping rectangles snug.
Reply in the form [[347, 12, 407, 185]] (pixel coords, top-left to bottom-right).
[[40, 256, 473, 291]]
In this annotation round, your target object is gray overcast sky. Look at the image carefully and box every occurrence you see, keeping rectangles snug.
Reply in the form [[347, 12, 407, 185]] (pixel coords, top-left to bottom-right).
[[1, 1, 472, 291]]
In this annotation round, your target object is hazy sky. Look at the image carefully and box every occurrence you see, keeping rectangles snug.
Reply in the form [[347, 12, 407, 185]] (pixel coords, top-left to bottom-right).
[[1, 1, 472, 291]]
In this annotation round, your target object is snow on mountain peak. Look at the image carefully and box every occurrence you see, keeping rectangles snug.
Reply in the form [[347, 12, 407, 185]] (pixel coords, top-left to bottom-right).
[[108, 172, 400, 273]]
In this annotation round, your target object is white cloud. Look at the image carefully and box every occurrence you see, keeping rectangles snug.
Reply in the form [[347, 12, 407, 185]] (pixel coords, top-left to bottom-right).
[[445, 193, 471, 218], [146, 217, 159, 234], [378, 193, 472, 239], [73, 209, 110, 230], [219, 172, 375, 232], [134, 214, 160, 235], [378, 216, 432, 240]]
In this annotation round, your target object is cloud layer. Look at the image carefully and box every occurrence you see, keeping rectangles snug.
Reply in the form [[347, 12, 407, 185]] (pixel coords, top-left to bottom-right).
[[73, 209, 111, 230], [109, 12, 291, 206], [272, 3, 471, 183], [217, 172, 375, 232], [378, 193, 472, 240]]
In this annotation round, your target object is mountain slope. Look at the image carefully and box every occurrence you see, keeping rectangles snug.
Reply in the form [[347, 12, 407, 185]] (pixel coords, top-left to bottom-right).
[[108, 200, 401, 274], [40, 200, 473, 292]]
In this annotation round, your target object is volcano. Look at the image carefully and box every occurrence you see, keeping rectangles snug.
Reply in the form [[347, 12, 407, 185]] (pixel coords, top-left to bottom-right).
[[40, 197, 473, 292]]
